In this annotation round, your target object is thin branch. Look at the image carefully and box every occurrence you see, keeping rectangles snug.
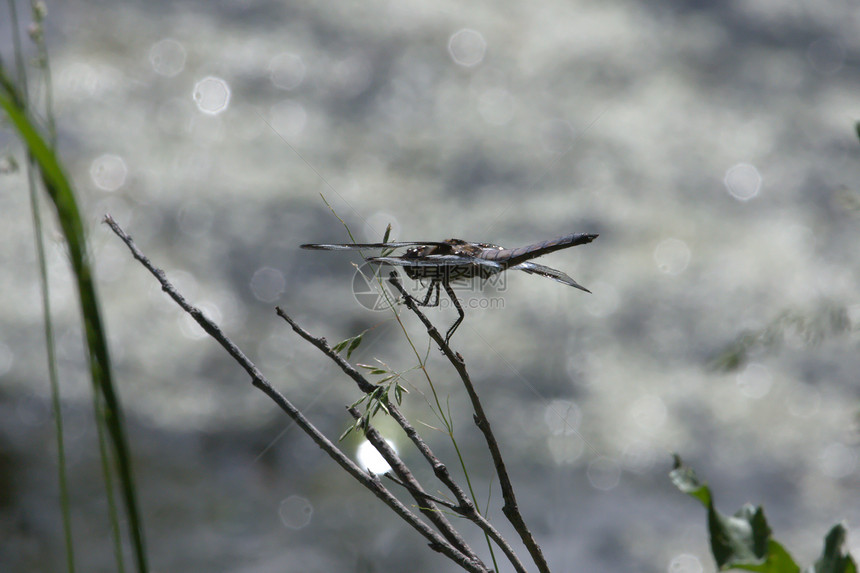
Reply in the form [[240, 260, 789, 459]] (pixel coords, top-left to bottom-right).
[[385, 403, 529, 573], [383, 475, 460, 511], [388, 273, 551, 573], [345, 406, 479, 562], [277, 307, 529, 573], [103, 214, 487, 573]]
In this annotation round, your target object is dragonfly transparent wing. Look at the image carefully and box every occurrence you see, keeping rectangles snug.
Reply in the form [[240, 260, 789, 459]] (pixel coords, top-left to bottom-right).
[[510, 261, 591, 293], [366, 255, 504, 271], [300, 241, 450, 251]]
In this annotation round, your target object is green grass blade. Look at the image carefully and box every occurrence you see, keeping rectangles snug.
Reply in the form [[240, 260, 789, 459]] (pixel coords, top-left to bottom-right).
[[94, 392, 126, 573], [7, 2, 75, 568], [0, 68, 149, 572], [24, 110, 77, 573]]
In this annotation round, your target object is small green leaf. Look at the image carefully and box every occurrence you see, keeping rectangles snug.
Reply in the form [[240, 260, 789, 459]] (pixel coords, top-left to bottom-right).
[[381, 224, 396, 256], [357, 364, 388, 375], [708, 503, 778, 570], [333, 331, 366, 359], [394, 384, 406, 404], [670, 455, 800, 572], [339, 422, 357, 441], [332, 340, 348, 353], [669, 453, 711, 507], [346, 334, 363, 359], [810, 524, 857, 573]]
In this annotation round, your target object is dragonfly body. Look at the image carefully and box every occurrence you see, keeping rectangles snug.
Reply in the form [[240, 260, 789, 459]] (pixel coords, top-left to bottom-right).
[[301, 232, 598, 342]]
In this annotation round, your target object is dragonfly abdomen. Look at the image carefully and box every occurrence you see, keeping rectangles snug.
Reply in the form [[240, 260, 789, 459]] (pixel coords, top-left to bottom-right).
[[479, 232, 598, 267]]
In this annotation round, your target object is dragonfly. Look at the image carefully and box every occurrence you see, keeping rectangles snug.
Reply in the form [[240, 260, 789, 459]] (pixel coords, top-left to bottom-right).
[[301, 232, 598, 343]]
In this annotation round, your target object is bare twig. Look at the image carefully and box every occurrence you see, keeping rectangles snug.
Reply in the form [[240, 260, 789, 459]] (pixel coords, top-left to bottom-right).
[[383, 475, 460, 511], [344, 406, 478, 561], [103, 214, 488, 573], [278, 307, 529, 573], [356, 408, 531, 573], [388, 273, 551, 573]]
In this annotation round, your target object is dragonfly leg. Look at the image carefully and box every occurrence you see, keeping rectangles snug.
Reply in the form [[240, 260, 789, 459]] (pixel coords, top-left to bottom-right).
[[416, 280, 441, 307], [442, 281, 464, 344]]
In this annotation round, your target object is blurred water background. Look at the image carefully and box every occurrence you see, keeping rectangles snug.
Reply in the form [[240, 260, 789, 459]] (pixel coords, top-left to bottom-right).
[[1, 0, 859, 571]]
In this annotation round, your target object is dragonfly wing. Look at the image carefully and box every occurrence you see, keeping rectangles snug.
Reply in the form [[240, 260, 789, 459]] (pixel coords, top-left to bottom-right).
[[470, 258, 505, 271], [367, 255, 503, 270], [511, 261, 591, 293], [301, 241, 451, 251]]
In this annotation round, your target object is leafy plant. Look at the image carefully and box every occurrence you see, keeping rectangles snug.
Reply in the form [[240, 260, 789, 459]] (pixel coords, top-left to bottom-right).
[[670, 455, 856, 573], [1, 9, 148, 571]]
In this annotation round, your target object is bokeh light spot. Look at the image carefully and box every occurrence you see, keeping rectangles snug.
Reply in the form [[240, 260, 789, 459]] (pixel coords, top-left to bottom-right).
[[357, 439, 395, 475], [149, 38, 186, 77], [654, 238, 691, 275], [269, 53, 306, 90], [819, 443, 857, 479], [250, 267, 286, 303], [193, 76, 231, 115], [448, 29, 486, 67], [587, 456, 621, 491], [544, 399, 581, 436], [90, 154, 128, 191], [279, 495, 313, 529], [546, 434, 584, 465], [724, 163, 761, 201], [269, 100, 307, 137], [807, 37, 845, 75]]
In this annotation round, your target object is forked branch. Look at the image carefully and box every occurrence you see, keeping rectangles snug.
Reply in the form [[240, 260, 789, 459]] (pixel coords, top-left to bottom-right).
[[388, 272, 551, 573], [103, 214, 489, 573], [276, 308, 529, 573]]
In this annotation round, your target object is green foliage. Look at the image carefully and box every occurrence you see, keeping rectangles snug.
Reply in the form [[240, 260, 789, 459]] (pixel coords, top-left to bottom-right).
[[1, 63, 148, 572], [670, 455, 856, 573], [380, 223, 396, 256], [340, 359, 409, 440], [813, 525, 858, 573], [332, 330, 366, 360], [709, 301, 851, 372]]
